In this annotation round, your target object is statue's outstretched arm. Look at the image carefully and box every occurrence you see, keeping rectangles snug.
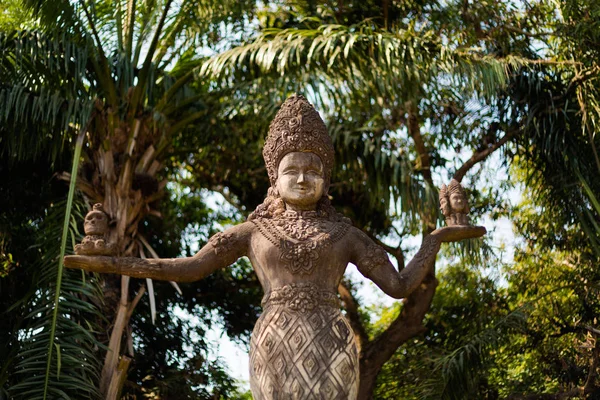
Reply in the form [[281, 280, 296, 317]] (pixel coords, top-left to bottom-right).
[[64, 222, 253, 283], [351, 226, 485, 299]]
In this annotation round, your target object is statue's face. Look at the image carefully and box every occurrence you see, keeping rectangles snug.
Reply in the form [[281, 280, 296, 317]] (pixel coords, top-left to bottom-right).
[[84, 211, 108, 235], [440, 197, 448, 209], [450, 192, 466, 212], [276, 152, 325, 210]]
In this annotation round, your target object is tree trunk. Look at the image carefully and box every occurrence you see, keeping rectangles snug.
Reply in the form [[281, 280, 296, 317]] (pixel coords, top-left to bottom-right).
[[357, 272, 438, 399], [76, 113, 164, 398]]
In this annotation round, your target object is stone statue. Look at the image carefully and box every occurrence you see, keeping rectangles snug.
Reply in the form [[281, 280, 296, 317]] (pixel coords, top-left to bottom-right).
[[439, 179, 470, 226], [74, 203, 116, 256], [64, 94, 485, 399]]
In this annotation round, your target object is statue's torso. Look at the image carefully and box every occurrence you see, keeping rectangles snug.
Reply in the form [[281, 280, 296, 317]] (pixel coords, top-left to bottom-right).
[[246, 212, 359, 400], [247, 212, 353, 294]]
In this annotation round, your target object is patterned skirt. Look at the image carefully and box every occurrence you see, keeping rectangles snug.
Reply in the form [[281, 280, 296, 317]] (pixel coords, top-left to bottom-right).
[[249, 283, 359, 400]]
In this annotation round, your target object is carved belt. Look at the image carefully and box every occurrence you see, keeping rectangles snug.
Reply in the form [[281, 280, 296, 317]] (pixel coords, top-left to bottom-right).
[[262, 283, 340, 313]]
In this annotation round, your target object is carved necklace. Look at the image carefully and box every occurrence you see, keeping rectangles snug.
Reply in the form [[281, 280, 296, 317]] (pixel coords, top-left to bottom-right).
[[252, 210, 349, 275]]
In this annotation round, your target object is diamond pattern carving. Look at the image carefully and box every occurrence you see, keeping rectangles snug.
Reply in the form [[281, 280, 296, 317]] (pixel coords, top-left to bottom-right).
[[319, 332, 338, 358], [319, 377, 342, 399], [290, 378, 305, 399], [249, 283, 359, 400], [334, 319, 350, 341], [308, 312, 323, 330], [276, 311, 291, 329], [288, 324, 308, 354], [302, 350, 321, 379], [263, 332, 277, 355]]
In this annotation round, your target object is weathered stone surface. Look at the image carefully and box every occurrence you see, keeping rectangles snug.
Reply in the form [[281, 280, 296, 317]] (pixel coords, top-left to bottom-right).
[[440, 179, 471, 226], [74, 203, 116, 256], [65, 94, 486, 399]]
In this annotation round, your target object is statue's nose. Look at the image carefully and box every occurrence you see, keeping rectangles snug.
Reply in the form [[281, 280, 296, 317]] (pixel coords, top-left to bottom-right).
[[297, 173, 306, 183]]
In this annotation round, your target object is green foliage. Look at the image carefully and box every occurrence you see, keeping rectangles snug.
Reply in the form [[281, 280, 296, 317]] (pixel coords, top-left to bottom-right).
[[422, 310, 528, 399], [0, 150, 72, 393], [0, 0, 261, 397], [372, 265, 511, 399], [0, 0, 33, 31], [3, 0, 600, 398], [511, 0, 600, 257], [200, 21, 517, 98], [8, 199, 104, 400]]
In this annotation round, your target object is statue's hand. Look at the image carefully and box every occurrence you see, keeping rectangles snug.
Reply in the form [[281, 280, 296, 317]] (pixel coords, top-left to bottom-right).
[[430, 225, 486, 243]]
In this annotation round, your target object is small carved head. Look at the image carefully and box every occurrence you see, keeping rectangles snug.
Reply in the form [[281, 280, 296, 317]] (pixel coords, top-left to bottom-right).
[[83, 203, 109, 236], [447, 179, 469, 214]]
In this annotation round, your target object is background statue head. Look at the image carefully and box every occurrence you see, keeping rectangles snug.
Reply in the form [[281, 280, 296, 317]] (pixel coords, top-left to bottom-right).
[[439, 179, 471, 226], [249, 94, 346, 222], [447, 179, 469, 214], [84, 203, 109, 236]]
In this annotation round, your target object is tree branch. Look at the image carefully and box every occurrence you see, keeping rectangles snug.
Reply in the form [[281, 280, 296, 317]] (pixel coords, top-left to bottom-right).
[[358, 269, 438, 398], [338, 281, 369, 352], [406, 101, 433, 186], [583, 327, 599, 393], [405, 101, 438, 233], [453, 128, 517, 182]]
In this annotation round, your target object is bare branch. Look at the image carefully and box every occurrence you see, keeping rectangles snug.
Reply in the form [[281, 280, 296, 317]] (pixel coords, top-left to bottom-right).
[[405, 101, 438, 233], [453, 129, 517, 182], [584, 329, 599, 393], [338, 281, 369, 351], [126, 284, 147, 322], [503, 24, 553, 38], [406, 101, 433, 186], [586, 325, 600, 336], [358, 271, 438, 398]]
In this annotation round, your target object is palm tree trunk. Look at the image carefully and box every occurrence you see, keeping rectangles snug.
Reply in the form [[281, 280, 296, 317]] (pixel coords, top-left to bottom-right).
[[76, 114, 162, 398]]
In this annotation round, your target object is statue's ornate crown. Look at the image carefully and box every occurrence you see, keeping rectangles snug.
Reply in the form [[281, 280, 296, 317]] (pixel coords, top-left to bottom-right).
[[263, 94, 334, 188], [447, 179, 465, 195], [439, 184, 448, 201]]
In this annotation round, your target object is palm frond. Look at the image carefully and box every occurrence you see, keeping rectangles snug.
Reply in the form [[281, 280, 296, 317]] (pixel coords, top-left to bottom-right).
[[0, 30, 97, 164], [8, 197, 103, 400], [513, 64, 600, 258], [21, 0, 87, 36], [40, 130, 87, 400], [330, 118, 432, 231], [0, 85, 93, 163], [201, 22, 523, 98], [0, 31, 91, 94]]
